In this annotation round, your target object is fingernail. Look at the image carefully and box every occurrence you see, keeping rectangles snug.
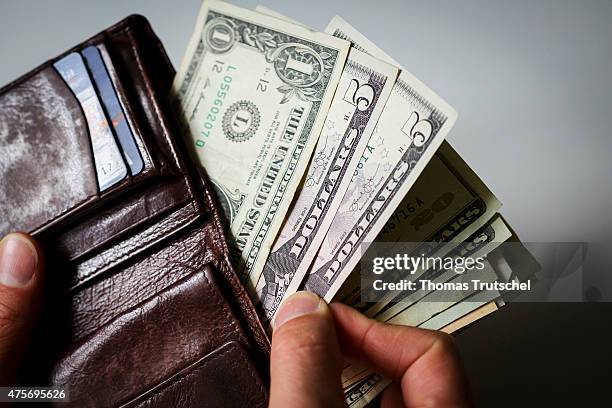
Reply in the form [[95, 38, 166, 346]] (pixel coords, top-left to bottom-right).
[[0, 234, 38, 288], [274, 291, 323, 329]]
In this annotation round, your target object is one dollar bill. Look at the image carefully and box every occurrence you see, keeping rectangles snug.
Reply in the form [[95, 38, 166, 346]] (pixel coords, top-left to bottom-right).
[[171, 0, 349, 286]]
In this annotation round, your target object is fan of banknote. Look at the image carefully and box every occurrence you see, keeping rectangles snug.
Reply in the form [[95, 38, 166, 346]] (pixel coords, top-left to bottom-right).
[[172, 1, 538, 405]]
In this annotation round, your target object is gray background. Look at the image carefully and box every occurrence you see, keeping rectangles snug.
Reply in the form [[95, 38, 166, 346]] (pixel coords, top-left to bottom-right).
[[1, 0, 611, 406]]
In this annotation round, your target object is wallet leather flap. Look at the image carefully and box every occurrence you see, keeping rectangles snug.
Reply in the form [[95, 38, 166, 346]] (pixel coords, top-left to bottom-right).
[[51, 266, 256, 407], [0, 65, 98, 236], [124, 341, 267, 408]]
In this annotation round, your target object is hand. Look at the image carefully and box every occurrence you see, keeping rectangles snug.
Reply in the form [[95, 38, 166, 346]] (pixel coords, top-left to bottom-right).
[[0, 233, 44, 385], [269, 291, 472, 408]]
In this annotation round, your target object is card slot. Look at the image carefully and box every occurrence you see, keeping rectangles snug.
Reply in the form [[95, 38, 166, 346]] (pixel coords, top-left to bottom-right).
[[0, 64, 99, 237], [45, 221, 215, 343], [97, 33, 182, 179], [1, 28, 188, 238], [82, 45, 144, 178], [17, 223, 213, 385], [96, 43, 156, 180], [1, 14, 216, 244], [1, 15, 205, 239], [47, 266, 255, 407], [54, 51, 131, 193], [52, 176, 195, 263], [26, 24, 216, 266], [67, 191, 202, 291]]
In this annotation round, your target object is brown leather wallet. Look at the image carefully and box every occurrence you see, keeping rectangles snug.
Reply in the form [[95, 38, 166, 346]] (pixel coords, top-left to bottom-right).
[[0, 15, 270, 407]]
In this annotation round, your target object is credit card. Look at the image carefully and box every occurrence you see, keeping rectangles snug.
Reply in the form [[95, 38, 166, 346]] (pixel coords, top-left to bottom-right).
[[81, 46, 144, 175], [54, 52, 127, 191]]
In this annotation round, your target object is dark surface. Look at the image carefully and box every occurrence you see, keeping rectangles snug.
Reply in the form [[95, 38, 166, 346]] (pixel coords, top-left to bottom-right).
[[456, 303, 612, 407]]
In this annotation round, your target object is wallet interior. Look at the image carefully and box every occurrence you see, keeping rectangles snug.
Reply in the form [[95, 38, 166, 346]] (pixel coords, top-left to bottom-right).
[[0, 15, 269, 407]]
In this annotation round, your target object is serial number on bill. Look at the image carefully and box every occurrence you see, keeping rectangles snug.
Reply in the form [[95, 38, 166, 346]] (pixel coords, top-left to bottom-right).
[[0, 387, 69, 402]]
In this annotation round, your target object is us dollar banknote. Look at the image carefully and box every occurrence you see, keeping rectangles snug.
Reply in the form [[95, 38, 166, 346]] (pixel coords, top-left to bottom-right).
[[361, 142, 502, 315], [387, 259, 506, 328], [380, 214, 513, 323], [255, 49, 398, 321], [338, 215, 510, 390], [419, 296, 502, 331], [334, 141, 502, 316], [252, 5, 399, 321], [344, 374, 392, 408], [437, 301, 500, 333], [303, 18, 458, 301], [255, 5, 312, 29], [171, 0, 349, 286]]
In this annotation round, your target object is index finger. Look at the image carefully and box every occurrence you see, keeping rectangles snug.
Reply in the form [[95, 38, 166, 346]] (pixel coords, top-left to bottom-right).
[[330, 302, 472, 408]]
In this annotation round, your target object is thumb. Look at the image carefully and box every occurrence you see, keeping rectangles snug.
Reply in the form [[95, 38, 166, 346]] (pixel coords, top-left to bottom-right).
[[0, 233, 44, 385], [270, 291, 345, 408]]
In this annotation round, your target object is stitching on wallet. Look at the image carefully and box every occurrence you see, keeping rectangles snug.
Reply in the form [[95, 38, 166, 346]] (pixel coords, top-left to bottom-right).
[[126, 32, 165, 141], [201, 269, 243, 342], [234, 344, 268, 400], [129, 343, 265, 407], [71, 202, 199, 288], [124, 28, 185, 174], [121, 26, 201, 206]]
